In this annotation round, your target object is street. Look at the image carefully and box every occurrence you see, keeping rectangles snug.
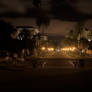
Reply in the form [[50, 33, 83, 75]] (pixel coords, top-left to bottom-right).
[[0, 59, 92, 91]]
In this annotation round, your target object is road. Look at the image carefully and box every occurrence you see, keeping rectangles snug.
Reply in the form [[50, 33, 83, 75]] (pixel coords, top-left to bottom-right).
[[0, 59, 92, 91]]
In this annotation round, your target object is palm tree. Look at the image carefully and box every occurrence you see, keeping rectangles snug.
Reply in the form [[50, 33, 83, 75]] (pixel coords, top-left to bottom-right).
[[32, 0, 50, 34], [36, 12, 50, 34]]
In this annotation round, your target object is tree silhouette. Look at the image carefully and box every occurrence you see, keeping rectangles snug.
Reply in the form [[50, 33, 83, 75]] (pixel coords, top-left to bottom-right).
[[32, 0, 50, 34], [32, 0, 41, 8], [0, 20, 39, 58], [0, 20, 16, 51], [36, 10, 50, 34], [17, 28, 39, 56]]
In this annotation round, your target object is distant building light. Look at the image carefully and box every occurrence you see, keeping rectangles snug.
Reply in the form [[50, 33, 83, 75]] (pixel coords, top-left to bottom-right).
[[35, 28, 39, 34], [47, 48, 54, 51], [61, 47, 76, 51], [81, 49, 85, 53], [56, 49, 61, 52], [88, 38, 91, 42], [41, 47, 46, 51], [40, 36, 48, 40]]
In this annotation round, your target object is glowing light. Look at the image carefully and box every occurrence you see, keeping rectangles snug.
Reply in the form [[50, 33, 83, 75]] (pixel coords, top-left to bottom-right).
[[56, 49, 61, 52], [47, 48, 54, 51], [41, 47, 46, 51], [61, 47, 76, 51], [88, 38, 91, 42]]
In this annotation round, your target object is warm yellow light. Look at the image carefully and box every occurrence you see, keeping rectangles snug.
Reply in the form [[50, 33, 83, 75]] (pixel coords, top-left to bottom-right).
[[41, 47, 46, 51], [61, 47, 76, 51], [47, 48, 54, 51]]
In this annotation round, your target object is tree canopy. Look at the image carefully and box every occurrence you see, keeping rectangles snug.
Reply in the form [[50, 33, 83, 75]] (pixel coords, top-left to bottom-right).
[[0, 20, 16, 50]]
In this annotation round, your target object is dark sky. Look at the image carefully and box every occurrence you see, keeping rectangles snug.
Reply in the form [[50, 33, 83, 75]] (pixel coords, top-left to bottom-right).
[[0, 0, 92, 39], [0, 0, 92, 19], [68, 0, 92, 14]]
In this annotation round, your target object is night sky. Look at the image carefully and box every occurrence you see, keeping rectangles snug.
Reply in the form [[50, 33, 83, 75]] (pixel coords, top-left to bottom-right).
[[0, 0, 92, 16], [0, 0, 92, 39]]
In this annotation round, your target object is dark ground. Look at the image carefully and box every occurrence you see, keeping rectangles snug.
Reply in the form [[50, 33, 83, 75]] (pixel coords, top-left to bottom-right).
[[0, 59, 92, 91]]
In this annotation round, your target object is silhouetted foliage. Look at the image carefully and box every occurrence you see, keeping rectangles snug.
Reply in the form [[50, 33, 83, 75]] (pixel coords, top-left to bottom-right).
[[17, 28, 41, 56], [0, 20, 41, 57], [0, 20, 16, 51], [32, 0, 41, 8], [18, 28, 35, 49]]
